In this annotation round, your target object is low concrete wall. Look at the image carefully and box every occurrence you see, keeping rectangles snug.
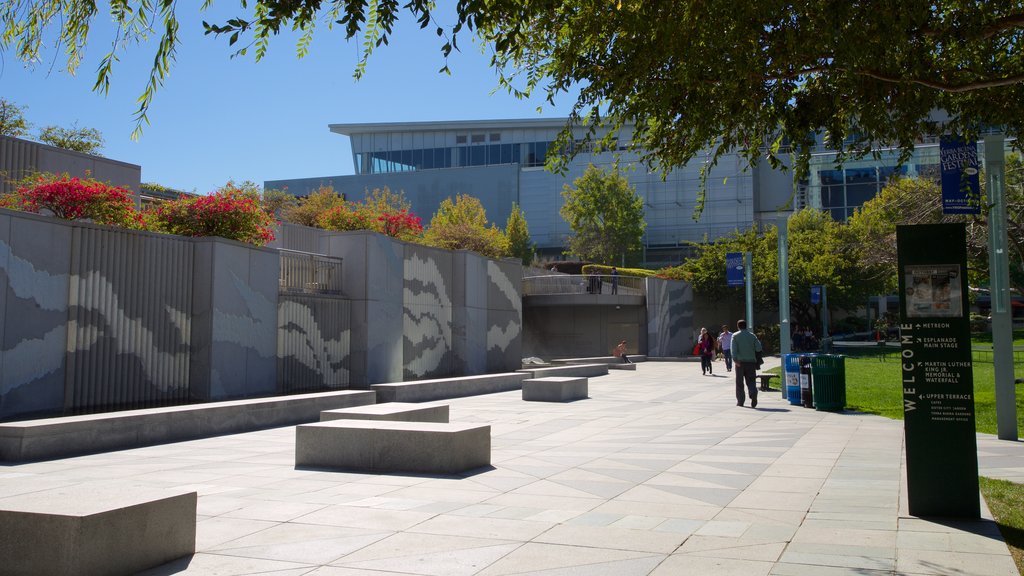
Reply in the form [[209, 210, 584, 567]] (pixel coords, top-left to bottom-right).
[[517, 363, 609, 379], [0, 390, 375, 462], [0, 485, 196, 576], [371, 372, 527, 403], [295, 420, 491, 473], [320, 402, 449, 423], [522, 377, 588, 402]]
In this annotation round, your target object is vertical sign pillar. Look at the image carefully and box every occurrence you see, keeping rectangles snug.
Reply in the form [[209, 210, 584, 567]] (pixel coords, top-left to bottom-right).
[[777, 218, 791, 357], [984, 135, 1018, 441], [898, 223, 979, 518], [744, 252, 754, 329]]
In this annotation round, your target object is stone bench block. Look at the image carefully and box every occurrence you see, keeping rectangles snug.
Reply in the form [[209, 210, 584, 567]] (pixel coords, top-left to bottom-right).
[[608, 363, 637, 370], [371, 372, 527, 403], [522, 377, 589, 402], [321, 402, 449, 423], [518, 363, 609, 379], [0, 485, 196, 576], [295, 420, 490, 474], [0, 390, 376, 462]]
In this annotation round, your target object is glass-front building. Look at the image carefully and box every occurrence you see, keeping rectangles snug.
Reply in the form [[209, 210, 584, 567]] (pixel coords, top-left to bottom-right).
[[267, 119, 798, 267]]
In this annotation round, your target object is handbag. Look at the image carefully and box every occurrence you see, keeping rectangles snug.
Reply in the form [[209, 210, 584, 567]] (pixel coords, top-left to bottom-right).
[[692, 342, 701, 355], [755, 350, 764, 368]]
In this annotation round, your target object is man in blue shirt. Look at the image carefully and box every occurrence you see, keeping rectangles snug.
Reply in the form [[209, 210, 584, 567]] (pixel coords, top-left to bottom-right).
[[731, 319, 763, 408]]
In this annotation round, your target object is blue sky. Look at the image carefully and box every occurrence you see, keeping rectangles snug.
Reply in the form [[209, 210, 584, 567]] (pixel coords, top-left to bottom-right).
[[3, 4, 572, 194]]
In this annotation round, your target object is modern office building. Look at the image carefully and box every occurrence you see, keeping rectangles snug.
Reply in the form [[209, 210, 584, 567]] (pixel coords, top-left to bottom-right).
[[266, 118, 958, 266]]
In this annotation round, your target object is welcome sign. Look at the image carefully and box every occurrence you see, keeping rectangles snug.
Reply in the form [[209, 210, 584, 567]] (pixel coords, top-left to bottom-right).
[[897, 223, 979, 518]]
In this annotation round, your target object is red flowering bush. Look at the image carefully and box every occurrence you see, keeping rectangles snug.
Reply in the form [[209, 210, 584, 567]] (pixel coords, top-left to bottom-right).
[[378, 209, 423, 241], [147, 182, 276, 246], [11, 173, 143, 229]]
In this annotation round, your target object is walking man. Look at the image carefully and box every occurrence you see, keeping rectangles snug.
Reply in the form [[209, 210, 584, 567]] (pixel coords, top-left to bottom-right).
[[731, 319, 762, 408], [717, 324, 733, 372]]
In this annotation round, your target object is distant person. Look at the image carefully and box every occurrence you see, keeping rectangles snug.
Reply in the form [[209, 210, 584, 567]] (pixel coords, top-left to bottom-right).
[[611, 267, 619, 294], [697, 328, 715, 375], [717, 324, 733, 372], [613, 340, 632, 363], [731, 319, 763, 407]]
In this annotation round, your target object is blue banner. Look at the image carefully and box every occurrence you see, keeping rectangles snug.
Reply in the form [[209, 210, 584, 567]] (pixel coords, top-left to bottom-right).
[[726, 252, 744, 287], [811, 285, 821, 305], [939, 136, 981, 215]]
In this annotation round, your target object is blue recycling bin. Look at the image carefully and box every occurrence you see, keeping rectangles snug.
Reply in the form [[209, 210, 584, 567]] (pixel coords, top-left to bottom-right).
[[783, 353, 803, 405]]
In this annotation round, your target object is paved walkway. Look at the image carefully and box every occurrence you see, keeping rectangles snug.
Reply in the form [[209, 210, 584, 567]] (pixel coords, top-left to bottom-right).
[[2, 360, 1023, 575]]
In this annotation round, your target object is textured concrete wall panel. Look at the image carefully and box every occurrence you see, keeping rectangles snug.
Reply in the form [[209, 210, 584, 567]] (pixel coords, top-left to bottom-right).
[[65, 226, 193, 412], [278, 294, 350, 392], [0, 212, 71, 418], [207, 240, 279, 399], [485, 260, 523, 371], [404, 244, 454, 379]]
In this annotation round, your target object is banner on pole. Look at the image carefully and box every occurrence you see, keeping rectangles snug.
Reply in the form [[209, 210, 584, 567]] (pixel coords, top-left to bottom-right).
[[726, 252, 744, 287], [940, 135, 981, 215]]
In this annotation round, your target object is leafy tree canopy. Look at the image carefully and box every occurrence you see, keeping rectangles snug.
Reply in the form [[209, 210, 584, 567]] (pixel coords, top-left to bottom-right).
[[505, 202, 535, 265], [422, 194, 508, 259], [662, 209, 887, 328], [0, 98, 30, 138], [560, 164, 646, 266], [37, 124, 104, 155], [282, 184, 346, 227], [3, 0, 1021, 187]]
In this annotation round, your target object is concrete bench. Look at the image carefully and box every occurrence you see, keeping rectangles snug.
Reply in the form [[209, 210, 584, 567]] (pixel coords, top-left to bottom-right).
[[522, 377, 589, 402], [371, 372, 527, 403], [608, 362, 637, 370], [0, 390, 376, 462], [552, 355, 648, 364], [295, 420, 490, 474], [0, 484, 196, 576], [518, 363, 609, 379], [321, 402, 449, 423]]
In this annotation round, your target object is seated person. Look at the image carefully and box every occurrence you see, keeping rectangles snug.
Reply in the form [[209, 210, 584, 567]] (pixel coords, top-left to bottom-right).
[[613, 340, 632, 363]]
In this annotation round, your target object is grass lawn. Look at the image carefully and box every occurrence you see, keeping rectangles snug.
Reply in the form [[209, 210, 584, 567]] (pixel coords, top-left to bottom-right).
[[979, 477, 1024, 574]]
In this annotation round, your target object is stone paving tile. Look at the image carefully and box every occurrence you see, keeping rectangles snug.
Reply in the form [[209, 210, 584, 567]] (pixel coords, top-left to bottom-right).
[[3, 361, 1020, 576], [474, 542, 663, 576]]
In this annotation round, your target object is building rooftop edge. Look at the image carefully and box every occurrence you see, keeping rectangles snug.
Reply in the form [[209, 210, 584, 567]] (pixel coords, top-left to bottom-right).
[[328, 118, 577, 135]]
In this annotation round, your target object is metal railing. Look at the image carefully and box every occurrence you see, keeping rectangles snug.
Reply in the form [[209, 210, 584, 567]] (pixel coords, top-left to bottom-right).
[[279, 249, 343, 295], [522, 274, 646, 296]]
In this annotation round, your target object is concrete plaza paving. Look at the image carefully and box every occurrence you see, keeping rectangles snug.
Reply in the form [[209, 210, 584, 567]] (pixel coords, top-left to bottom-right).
[[2, 359, 1022, 575]]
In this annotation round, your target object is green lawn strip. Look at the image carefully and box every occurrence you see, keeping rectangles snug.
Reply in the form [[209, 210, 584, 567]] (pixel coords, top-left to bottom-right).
[[979, 477, 1024, 575]]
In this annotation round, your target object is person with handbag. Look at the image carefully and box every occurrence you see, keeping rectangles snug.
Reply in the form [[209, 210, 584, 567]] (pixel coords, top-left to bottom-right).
[[730, 319, 763, 408]]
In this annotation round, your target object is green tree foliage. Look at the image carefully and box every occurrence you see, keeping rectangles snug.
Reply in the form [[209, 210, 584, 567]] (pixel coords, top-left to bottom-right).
[[560, 165, 645, 265], [1005, 154, 1024, 294], [4, 2, 1021, 187], [504, 203, 534, 265], [662, 209, 885, 328], [359, 186, 412, 215], [261, 188, 298, 217], [423, 194, 508, 259], [0, 98, 30, 138], [281, 185, 346, 227], [316, 187, 424, 242], [37, 124, 104, 155]]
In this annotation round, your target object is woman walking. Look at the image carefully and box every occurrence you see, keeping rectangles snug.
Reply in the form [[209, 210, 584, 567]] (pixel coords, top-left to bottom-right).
[[697, 328, 715, 375]]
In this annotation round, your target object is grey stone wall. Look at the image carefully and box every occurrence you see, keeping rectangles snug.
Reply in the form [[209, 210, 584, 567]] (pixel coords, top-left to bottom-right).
[[0, 135, 141, 200], [646, 278, 692, 357]]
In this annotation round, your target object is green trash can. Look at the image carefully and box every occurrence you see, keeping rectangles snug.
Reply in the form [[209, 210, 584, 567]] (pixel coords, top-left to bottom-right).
[[810, 354, 846, 412]]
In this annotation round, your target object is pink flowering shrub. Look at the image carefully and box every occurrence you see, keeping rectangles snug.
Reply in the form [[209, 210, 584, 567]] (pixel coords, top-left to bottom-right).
[[147, 182, 276, 246], [12, 173, 143, 229]]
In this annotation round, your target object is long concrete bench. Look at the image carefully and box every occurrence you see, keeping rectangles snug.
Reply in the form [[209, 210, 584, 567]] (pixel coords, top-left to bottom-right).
[[608, 363, 637, 370], [552, 355, 648, 364], [371, 372, 527, 403], [518, 363, 609, 379], [321, 402, 449, 423], [0, 484, 196, 576], [522, 377, 589, 402], [295, 420, 490, 474], [0, 390, 376, 462]]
